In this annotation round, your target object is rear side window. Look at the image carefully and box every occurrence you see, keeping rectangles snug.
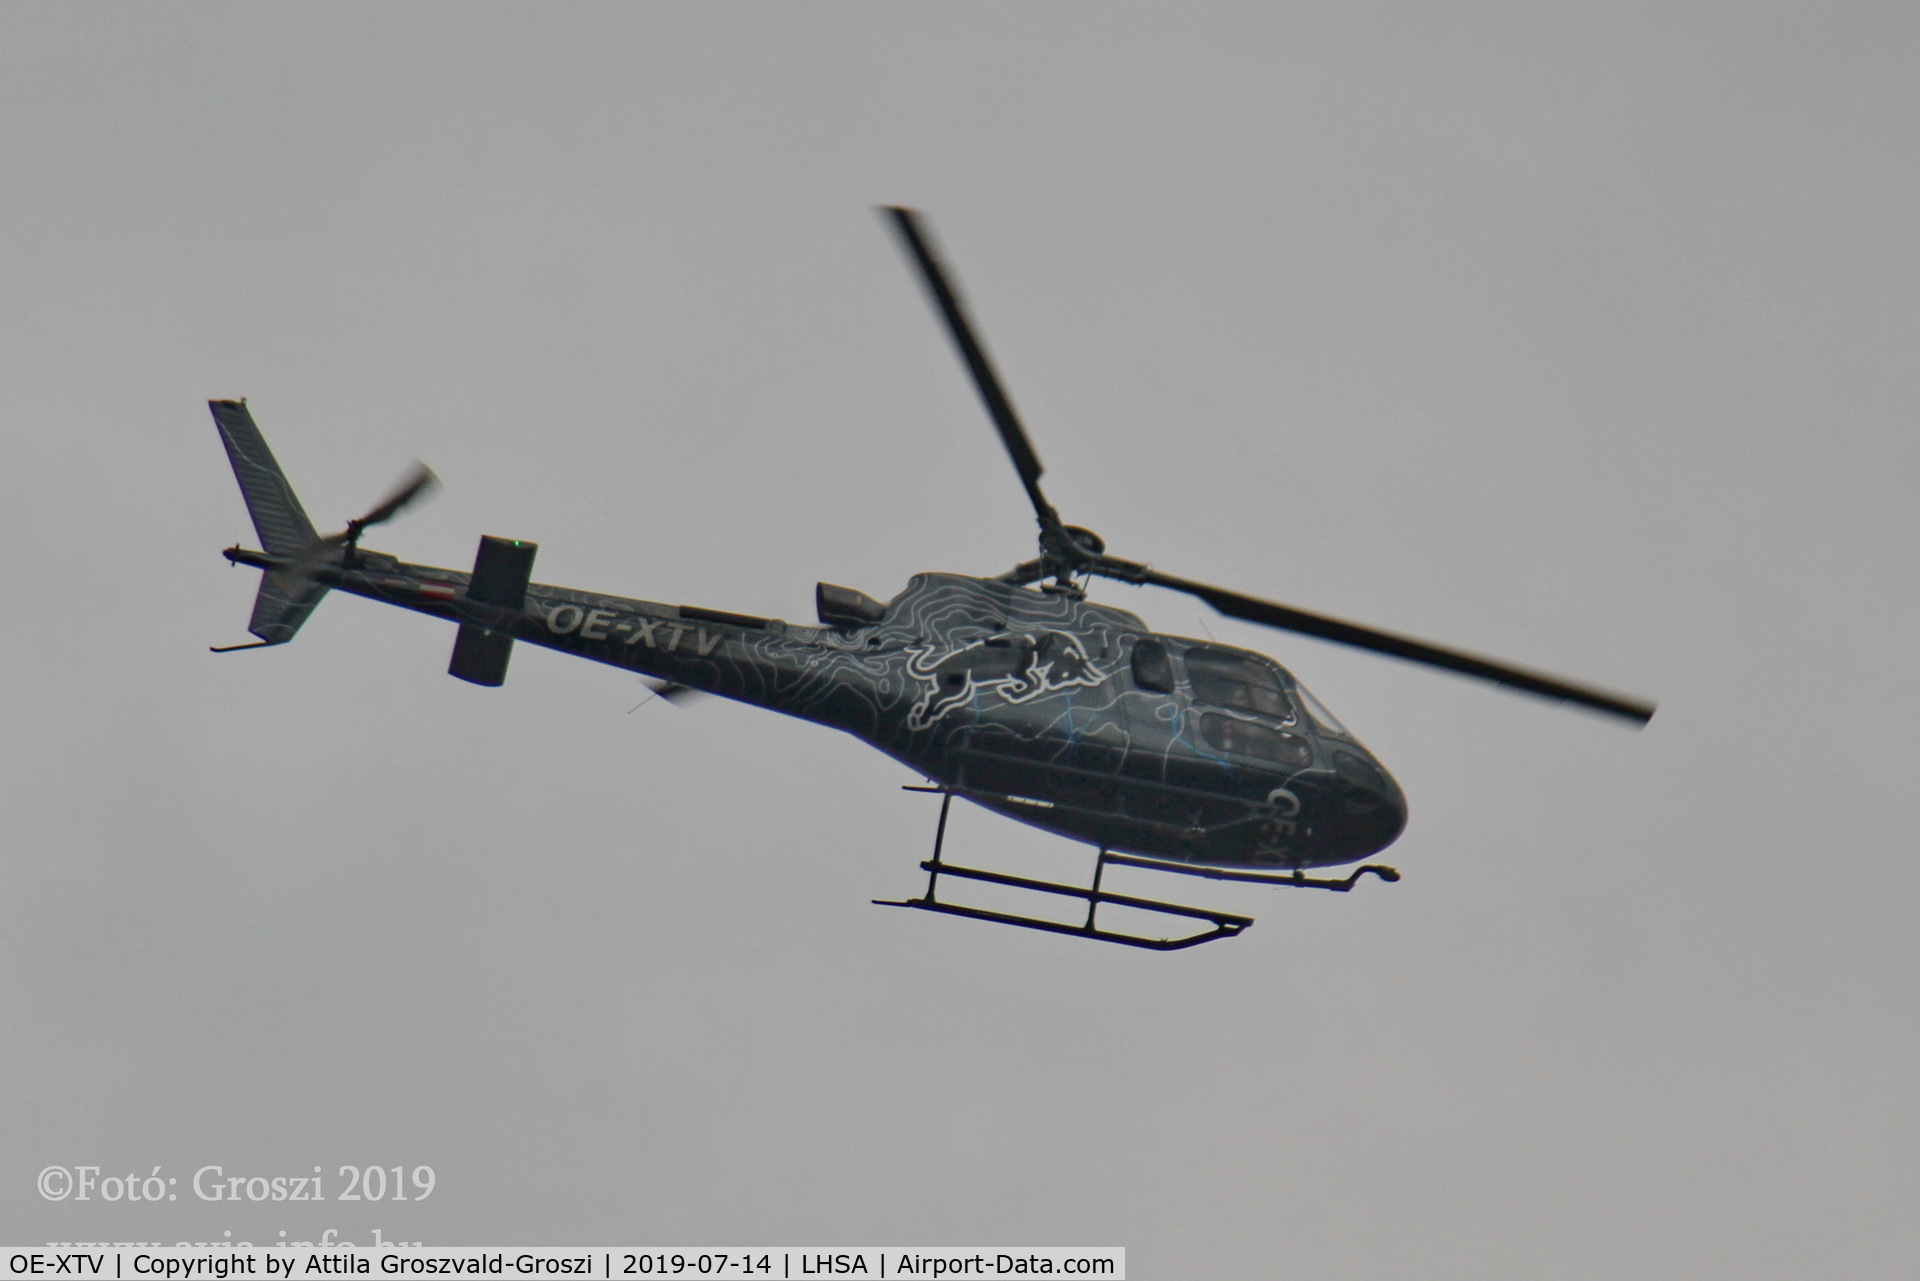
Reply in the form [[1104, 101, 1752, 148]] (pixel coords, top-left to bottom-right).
[[1184, 648, 1295, 721], [1131, 639, 1174, 693], [968, 641, 1031, 681]]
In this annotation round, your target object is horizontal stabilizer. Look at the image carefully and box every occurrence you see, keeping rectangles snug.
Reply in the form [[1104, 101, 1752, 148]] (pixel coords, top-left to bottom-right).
[[449, 626, 512, 686], [449, 536, 538, 687]]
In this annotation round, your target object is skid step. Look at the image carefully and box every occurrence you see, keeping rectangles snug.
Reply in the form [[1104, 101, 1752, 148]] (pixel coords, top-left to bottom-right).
[[1100, 852, 1400, 890]]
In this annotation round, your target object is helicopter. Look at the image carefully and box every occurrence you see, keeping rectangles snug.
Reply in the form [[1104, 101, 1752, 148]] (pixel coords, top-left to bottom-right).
[[211, 207, 1654, 950]]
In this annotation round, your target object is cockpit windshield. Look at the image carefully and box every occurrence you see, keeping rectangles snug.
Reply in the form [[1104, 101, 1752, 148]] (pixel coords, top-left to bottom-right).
[[1293, 682, 1349, 737], [1183, 648, 1295, 722]]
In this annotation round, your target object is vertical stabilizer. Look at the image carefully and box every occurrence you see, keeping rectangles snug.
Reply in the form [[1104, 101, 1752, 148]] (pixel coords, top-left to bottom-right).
[[210, 399, 318, 554], [210, 399, 329, 645]]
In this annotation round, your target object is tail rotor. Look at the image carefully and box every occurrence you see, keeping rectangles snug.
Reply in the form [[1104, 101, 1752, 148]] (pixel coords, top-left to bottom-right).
[[292, 460, 439, 575], [210, 398, 438, 649]]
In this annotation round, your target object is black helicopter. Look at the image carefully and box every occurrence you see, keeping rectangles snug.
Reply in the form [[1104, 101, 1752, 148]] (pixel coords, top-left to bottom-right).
[[211, 208, 1653, 950]]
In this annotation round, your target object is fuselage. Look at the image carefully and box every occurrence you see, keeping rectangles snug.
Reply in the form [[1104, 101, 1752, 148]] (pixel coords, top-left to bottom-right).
[[236, 550, 1407, 869]]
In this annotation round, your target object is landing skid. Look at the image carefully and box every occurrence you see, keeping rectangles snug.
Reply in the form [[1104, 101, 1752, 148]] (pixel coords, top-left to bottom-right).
[[873, 789, 1399, 950]]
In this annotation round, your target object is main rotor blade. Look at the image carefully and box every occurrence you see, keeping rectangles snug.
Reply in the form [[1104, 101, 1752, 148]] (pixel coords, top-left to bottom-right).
[[882, 206, 1059, 529], [1096, 559, 1655, 724]]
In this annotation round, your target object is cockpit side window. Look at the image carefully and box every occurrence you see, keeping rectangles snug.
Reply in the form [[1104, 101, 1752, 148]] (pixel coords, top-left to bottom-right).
[[1183, 648, 1295, 721], [1293, 682, 1349, 737], [1130, 638, 1175, 693], [1200, 713, 1313, 766]]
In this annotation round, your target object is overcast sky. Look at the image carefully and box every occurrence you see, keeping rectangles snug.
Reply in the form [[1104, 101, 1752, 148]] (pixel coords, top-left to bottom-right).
[[3, 3, 1917, 1274]]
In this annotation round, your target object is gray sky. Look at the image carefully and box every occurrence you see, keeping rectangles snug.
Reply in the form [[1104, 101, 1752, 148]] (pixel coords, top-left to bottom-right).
[[3, 3, 1917, 1274]]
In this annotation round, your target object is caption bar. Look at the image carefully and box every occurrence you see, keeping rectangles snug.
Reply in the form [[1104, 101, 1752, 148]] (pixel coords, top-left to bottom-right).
[[3, 1250, 1123, 1280]]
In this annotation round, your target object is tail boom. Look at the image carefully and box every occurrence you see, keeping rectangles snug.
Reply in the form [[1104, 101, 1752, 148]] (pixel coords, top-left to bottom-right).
[[220, 545, 826, 715]]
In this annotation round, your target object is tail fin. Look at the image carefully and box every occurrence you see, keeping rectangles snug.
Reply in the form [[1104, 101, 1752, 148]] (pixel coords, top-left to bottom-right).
[[211, 400, 318, 554], [210, 399, 329, 645]]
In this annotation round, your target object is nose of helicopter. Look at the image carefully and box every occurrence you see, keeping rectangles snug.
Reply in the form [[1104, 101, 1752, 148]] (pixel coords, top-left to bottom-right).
[[1326, 748, 1408, 858]]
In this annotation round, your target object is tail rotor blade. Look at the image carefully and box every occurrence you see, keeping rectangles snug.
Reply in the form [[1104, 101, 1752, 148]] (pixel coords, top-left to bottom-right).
[[286, 530, 352, 579], [284, 461, 440, 579], [355, 461, 438, 530]]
